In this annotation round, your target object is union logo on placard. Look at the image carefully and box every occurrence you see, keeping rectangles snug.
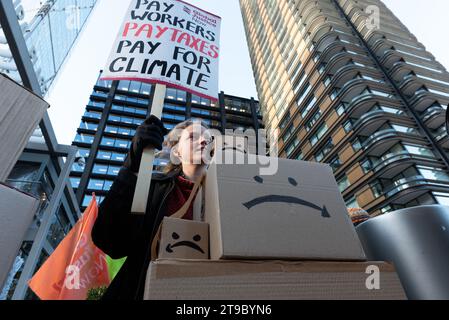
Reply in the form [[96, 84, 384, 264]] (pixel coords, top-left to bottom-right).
[[183, 6, 191, 15]]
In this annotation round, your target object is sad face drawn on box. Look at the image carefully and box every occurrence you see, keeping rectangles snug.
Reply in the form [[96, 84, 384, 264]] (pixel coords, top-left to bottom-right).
[[165, 232, 205, 254], [222, 142, 247, 153], [242, 176, 331, 218]]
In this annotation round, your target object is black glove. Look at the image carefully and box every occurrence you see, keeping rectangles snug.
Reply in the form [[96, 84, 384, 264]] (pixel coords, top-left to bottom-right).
[[124, 115, 168, 173]]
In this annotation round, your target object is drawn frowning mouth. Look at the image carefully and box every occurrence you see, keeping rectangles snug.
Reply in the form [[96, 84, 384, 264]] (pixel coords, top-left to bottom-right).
[[222, 146, 247, 153], [166, 241, 205, 253], [242, 195, 330, 218]]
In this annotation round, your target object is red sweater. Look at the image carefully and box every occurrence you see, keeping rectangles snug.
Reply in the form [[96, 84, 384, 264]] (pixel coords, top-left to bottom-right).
[[165, 175, 196, 220]]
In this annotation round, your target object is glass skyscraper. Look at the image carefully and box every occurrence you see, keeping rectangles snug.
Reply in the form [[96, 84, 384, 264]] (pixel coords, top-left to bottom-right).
[[0, 0, 97, 94]]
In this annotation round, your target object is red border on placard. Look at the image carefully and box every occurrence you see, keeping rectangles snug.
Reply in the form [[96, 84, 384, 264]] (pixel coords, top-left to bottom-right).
[[175, 0, 222, 20], [101, 76, 219, 102]]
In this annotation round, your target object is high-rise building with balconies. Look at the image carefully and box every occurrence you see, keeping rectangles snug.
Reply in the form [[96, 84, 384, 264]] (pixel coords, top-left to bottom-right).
[[240, 0, 449, 216]]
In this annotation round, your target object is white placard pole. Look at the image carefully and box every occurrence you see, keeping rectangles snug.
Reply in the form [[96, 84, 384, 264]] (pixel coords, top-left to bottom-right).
[[131, 83, 166, 215]]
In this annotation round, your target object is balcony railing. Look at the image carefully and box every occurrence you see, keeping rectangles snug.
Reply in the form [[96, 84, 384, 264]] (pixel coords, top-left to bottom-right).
[[385, 176, 449, 198]]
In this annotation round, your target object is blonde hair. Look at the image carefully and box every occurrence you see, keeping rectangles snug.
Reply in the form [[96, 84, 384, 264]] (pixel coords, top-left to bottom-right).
[[159, 119, 211, 174]]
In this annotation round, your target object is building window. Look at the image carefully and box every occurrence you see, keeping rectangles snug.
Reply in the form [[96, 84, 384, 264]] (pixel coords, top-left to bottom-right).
[[404, 144, 435, 157], [103, 180, 113, 191], [107, 166, 121, 176], [121, 117, 133, 125], [80, 121, 98, 131], [108, 115, 121, 122], [361, 159, 373, 173], [297, 83, 312, 106], [47, 205, 71, 249], [128, 81, 141, 93], [77, 148, 90, 158], [433, 192, 449, 206], [97, 151, 112, 160], [310, 123, 328, 146], [96, 78, 112, 88], [111, 105, 124, 112], [165, 103, 185, 112], [163, 113, 185, 121], [282, 125, 295, 143], [371, 181, 383, 198], [134, 118, 144, 125], [306, 110, 321, 131], [301, 96, 317, 119], [87, 179, 104, 190], [279, 114, 291, 130], [84, 111, 102, 120], [330, 88, 339, 100], [352, 137, 362, 151], [315, 139, 334, 162], [114, 139, 131, 149], [89, 100, 106, 108], [293, 72, 307, 94], [192, 94, 212, 106], [70, 178, 80, 189], [141, 83, 152, 95], [166, 87, 186, 101], [338, 176, 350, 192], [345, 196, 360, 208], [336, 102, 348, 116], [75, 134, 94, 144], [118, 80, 130, 91], [380, 205, 393, 214], [328, 156, 342, 172], [92, 164, 108, 175], [111, 153, 126, 162], [285, 139, 300, 157], [105, 125, 118, 134], [392, 124, 419, 135], [100, 137, 115, 147], [343, 119, 354, 133], [418, 166, 449, 182], [82, 195, 93, 207]]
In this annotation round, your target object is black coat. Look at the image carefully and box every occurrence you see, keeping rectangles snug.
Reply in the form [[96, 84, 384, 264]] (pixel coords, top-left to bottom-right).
[[91, 167, 178, 300]]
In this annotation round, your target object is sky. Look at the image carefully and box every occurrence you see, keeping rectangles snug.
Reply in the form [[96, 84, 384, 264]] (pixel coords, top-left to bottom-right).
[[40, 0, 449, 146]]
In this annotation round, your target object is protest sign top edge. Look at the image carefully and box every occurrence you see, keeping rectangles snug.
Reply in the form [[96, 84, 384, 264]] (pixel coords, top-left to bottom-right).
[[175, 0, 222, 20]]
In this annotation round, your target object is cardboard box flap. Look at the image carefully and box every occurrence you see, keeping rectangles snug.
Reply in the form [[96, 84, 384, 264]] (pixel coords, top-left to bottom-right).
[[213, 154, 339, 191], [0, 73, 50, 107]]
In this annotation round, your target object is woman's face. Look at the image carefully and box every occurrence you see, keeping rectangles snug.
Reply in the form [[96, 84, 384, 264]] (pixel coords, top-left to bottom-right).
[[175, 124, 212, 166]]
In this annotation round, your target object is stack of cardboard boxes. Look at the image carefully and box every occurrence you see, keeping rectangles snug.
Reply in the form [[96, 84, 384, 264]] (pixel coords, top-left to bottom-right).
[[144, 148, 406, 300], [0, 73, 48, 289], [0, 73, 49, 181]]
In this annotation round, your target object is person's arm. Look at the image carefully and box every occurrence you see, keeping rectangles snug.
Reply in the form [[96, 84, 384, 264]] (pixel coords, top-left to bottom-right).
[[91, 167, 143, 259], [91, 115, 168, 258]]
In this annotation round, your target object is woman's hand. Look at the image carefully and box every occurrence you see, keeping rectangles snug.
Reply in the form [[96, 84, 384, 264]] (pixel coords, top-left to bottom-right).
[[124, 115, 168, 173]]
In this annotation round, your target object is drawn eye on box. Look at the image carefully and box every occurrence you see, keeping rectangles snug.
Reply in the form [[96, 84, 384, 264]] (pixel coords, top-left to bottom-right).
[[242, 176, 331, 218]]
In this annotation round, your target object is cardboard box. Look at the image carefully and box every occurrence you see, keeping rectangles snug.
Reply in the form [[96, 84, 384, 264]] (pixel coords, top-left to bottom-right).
[[0, 183, 39, 289], [158, 217, 209, 260], [144, 259, 406, 300], [204, 152, 366, 261], [0, 73, 49, 181]]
